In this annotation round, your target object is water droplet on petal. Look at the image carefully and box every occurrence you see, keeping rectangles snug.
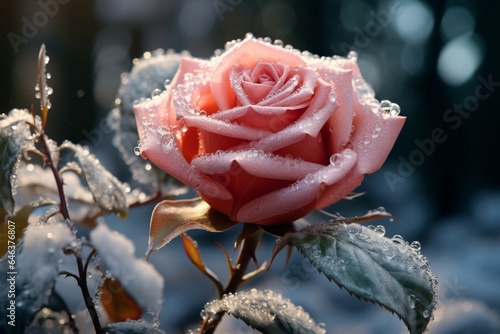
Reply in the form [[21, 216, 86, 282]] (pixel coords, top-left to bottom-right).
[[373, 225, 386, 237], [151, 88, 163, 98], [347, 50, 358, 61], [390, 103, 401, 116]]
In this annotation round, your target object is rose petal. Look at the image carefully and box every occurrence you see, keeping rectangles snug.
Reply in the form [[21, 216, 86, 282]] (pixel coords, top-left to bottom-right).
[[211, 38, 307, 110], [260, 67, 316, 107], [182, 115, 272, 140], [237, 149, 357, 223], [239, 79, 336, 152], [191, 149, 324, 180], [135, 99, 232, 200], [317, 66, 355, 154], [350, 103, 406, 174], [314, 168, 365, 210]]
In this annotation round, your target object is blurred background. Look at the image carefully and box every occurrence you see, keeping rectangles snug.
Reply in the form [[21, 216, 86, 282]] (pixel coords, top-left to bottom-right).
[[1, 0, 499, 333]]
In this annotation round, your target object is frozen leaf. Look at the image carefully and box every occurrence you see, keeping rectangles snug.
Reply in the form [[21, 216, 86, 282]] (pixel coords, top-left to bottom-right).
[[0, 109, 35, 217], [60, 141, 128, 218], [271, 223, 438, 334], [181, 234, 223, 297], [107, 51, 181, 193], [36, 44, 52, 128], [0, 215, 75, 331], [101, 278, 142, 323], [201, 289, 326, 334], [0, 200, 55, 257], [147, 197, 237, 258], [90, 223, 164, 314], [104, 319, 165, 334]]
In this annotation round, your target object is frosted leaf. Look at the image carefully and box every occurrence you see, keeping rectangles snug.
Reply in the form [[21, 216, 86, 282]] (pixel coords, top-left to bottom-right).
[[14, 163, 100, 227], [0, 215, 75, 330], [60, 141, 128, 218], [104, 319, 165, 334], [271, 223, 438, 334], [90, 223, 164, 314], [107, 52, 181, 193], [201, 289, 326, 334], [0, 109, 36, 216]]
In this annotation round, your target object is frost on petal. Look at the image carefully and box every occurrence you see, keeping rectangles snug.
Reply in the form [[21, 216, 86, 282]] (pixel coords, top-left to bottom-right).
[[237, 149, 356, 224], [315, 169, 365, 210], [134, 110, 232, 200], [350, 102, 406, 174], [242, 84, 336, 154], [90, 223, 164, 314], [211, 38, 307, 110], [191, 149, 324, 180], [317, 67, 355, 154]]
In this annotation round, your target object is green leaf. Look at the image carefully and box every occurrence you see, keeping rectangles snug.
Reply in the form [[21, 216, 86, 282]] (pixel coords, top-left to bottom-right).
[[202, 289, 326, 334], [146, 197, 237, 258], [104, 319, 165, 334], [0, 109, 35, 216], [60, 141, 128, 218], [272, 223, 438, 334]]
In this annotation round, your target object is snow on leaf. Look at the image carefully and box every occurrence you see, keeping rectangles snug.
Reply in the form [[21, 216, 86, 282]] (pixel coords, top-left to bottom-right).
[[60, 141, 128, 218], [0, 109, 35, 217], [201, 289, 326, 334], [90, 223, 164, 314], [104, 319, 165, 334], [147, 197, 237, 258], [272, 222, 438, 334], [0, 215, 75, 331]]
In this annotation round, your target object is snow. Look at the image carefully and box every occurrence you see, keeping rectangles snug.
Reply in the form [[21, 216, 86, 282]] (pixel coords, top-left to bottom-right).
[[90, 223, 164, 313]]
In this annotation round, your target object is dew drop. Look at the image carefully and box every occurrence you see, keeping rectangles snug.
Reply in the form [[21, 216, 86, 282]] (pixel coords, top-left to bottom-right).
[[151, 88, 162, 98], [46, 73, 52, 79], [347, 50, 358, 61], [410, 241, 421, 252], [44, 56, 50, 64], [373, 225, 386, 237], [390, 103, 401, 116], [164, 79, 171, 89], [423, 309, 430, 318], [380, 100, 392, 113], [133, 146, 141, 156]]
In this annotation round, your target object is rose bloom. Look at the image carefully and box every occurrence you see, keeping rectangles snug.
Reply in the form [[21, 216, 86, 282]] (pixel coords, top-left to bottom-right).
[[134, 35, 405, 225]]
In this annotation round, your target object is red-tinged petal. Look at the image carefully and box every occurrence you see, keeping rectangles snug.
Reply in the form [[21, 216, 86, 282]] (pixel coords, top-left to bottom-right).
[[211, 38, 306, 110], [191, 149, 324, 180], [182, 115, 272, 140], [351, 103, 406, 174], [315, 169, 365, 210], [238, 82, 336, 153], [237, 149, 357, 224], [317, 66, 355, 154], [135, 102, 232, 200]]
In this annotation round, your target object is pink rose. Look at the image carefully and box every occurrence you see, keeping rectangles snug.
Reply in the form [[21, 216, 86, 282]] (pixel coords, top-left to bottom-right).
[[134, 35, 405, 225]]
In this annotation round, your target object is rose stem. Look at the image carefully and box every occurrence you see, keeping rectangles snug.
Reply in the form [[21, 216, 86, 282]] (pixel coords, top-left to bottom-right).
[[200, 227, 262, 334], [39, 132, 103, 334]]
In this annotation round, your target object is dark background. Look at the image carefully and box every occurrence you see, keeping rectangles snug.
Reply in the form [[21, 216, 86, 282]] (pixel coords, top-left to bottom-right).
[[1, 0, 499, 332]]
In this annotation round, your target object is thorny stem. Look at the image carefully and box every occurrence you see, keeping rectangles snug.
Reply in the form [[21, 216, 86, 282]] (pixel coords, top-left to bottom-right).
[[38, 131, 103, 334], [200, 227, 262, 334]]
